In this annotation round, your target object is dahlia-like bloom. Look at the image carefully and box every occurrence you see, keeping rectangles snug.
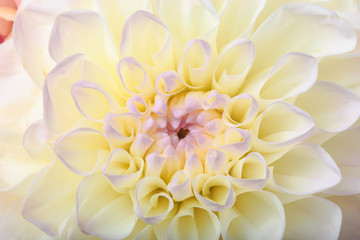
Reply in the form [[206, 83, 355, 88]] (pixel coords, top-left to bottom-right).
[[1, 0, 360, 239]]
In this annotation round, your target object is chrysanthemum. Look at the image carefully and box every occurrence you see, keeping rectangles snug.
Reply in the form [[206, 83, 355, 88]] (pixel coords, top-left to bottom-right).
[[1, 0, 360, 239]]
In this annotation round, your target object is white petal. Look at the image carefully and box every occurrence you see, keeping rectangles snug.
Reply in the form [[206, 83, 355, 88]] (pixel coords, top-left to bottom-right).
[[250, 3, 356, 75], [295, 81, 360, 132], [76, 174, 137, 239], [166, 198, 221, 240], [267, 143, 341, 195], [283, 197, 342, 240], [322, 127, 360, 195], [219, 191, 285, 240], [22, 159, 82, 238], [55, 128, 110, 175]]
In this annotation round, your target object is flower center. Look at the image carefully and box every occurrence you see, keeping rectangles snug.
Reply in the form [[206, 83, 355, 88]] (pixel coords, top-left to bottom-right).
[[177, 128, 189, 140]]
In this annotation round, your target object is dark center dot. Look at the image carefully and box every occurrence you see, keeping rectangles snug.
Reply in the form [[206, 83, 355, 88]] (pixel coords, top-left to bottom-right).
[[177, 128, 190, 140]]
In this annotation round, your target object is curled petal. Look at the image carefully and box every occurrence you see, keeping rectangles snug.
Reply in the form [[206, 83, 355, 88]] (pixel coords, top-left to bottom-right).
[[213, 39, 255, 96], [155, 71, 185, 97], [283, 197, 341, 240], [322, 127, 360, 195], [76, 174, 137, 239], [225, 152, 269, 191], [126, 95, 152, 117], [184, 154, 204, 178], [251, 101, 315, 152], [120, 11, 174, 72], [295, 81, 360, 133], [178, 39, 213, 89], [103, 113, 140, 149], [202, 90, 230, 110], [222, 93, 259, 128], [205, 149, 229, 175], [193, 174, 235, 211], [267, 143, 341, 195], [55, 128, 110, 175], [214, 127, 252, 160], [167, 170, 193, 201], [134, 176, 174, 225], [103, 149, 144, 191], [166, 198, 221, 240], [22, 159, 82, 238], [219, 191, 285, 240], [249, 3, 356, 75], [130, 133, 154, 158]]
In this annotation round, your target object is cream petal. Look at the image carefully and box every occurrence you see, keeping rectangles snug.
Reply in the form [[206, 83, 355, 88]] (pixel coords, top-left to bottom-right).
[[167, 170, 193, 201], [318, 54, 360, 96], [71, 81, 116, 121], [103, 113, 140, 149], [202, 90, 230, 110], [155, 71, 185, 97], [49, 10, 118, 74], [166, 198, 221, 240], [126, 95, 152, 117], [251, 101, 315, 152], [97, 0, 153, 50], [295, 81, 360, 132], [213, 127, 252, 160], [283, 197, 341, 240], [216, 0, 266, 49], [249, 3, 356, 75], [193, 174, 235, 211], [267, 143, 341, 195], [205, 148, 228, 175], [0, 197, 52, 240], [213, 39, 255, 96], [155, 0, 218, 44], [225, 152, 269, 191], [120, 11, 174, 74], [13, 0, 97, 87], [22, 158, 82, 238], [219, 191, 285, 240], [322, 127, 360, 195], [134, 176, 174, 225], [327, 194, 360, 240], [103, 148, 144, 191], [130, 133, 155, 158], [66, 216, 99, 240], [55, 128, 110, 175], [117, 57, 155, 98], [184, 154, 204, 178], [76, 174, 137, 240], [222, 93, 259, 128], [22, 119, 52, 161], [177, 39, 213, 89]]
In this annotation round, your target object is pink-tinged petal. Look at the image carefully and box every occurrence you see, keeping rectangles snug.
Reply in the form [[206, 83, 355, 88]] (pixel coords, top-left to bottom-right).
[[213, 39, 255, 96], [102, 148, 144, 191], [219, 191, 285, 240], [216, 0, 266, 49], [283, 197, 341, 240], [120, 11, 175, 74], [202, 90, 230, 110], [155, 0, 218, 44], [134, 176, 174, 225], [295, 81, 360, 132], [76, 174, 137, 239], [249, 3, 356, 76], [166, 198, 221, 240], [322, 127, 360, 195], [55, 128, 110, 175], [225, 152, 269, 191], [103, 113, 140, 149], [184, 154, 204, 178], [49, 10, 118, 75], [167, 170, 193, 201], [178, 39, 213, 90], [222, 93, 259, 128], [130, 133, 154, 158], [193, 174, 235, 212], [327, 194, 360, 240], [318, 53, 360, 96], [155, 71, 185, 97], [214, 127, 252, 160], [251, 101, 315, 152], [205, 149, 228, 175], [267, 143, 341, 195], [22, 158, 82, 238], [126, 95, 152, 117]]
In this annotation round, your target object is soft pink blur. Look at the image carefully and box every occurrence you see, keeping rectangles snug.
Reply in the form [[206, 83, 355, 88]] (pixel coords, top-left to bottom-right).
[[0, 0, 21, 43]]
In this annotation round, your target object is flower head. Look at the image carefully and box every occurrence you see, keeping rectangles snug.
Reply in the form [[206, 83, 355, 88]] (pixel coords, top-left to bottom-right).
[[2, 0, 360, 239]]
